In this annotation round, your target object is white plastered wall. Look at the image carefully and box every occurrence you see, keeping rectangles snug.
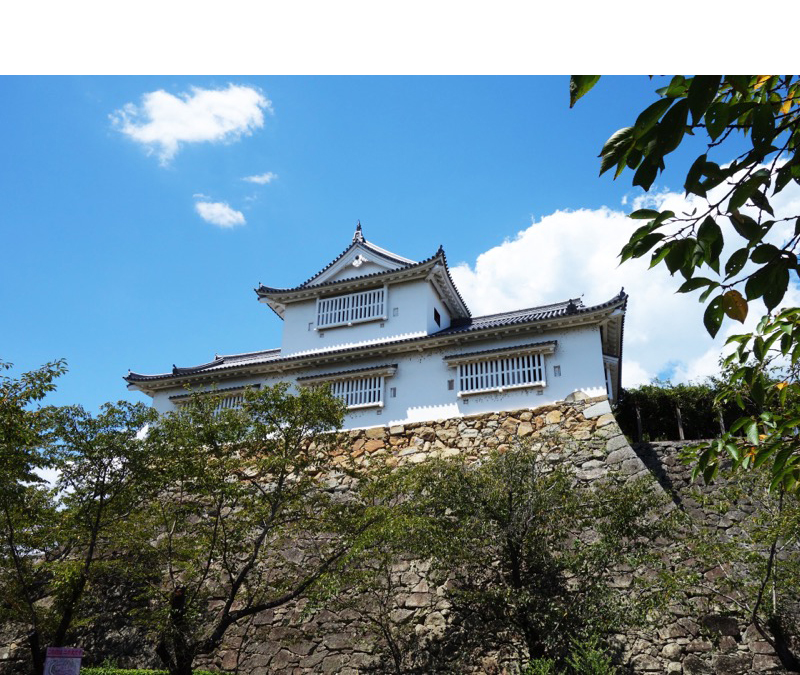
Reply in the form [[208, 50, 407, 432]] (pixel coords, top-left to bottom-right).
[[279, 279, 449, 356], [150, 323, 607, 429]]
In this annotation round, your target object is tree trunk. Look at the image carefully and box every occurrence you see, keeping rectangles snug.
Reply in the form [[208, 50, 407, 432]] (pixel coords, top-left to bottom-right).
[[28, 631, 44, 675], [767, 615, 800, 672], [156, 587, 197, 675], [635, 405, 642, 442], [676, 406, 684, 440]]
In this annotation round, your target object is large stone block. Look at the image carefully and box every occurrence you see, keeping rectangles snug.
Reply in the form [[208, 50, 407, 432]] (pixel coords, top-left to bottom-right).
[[583, 399, 612, 419]]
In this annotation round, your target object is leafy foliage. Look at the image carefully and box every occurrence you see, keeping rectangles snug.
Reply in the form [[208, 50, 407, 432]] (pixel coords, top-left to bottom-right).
[[572, 75, 800, 491], [132, 383, 378, 675], [0, 358, 66, 491], [682, 470, 800, 669], [614, 378, 750, 441], [337, 438, 673, 669], [1, 359, 157, 675]]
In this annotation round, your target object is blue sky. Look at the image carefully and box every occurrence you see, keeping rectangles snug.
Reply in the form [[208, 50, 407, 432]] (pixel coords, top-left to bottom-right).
[[2, 76, 792, 411]]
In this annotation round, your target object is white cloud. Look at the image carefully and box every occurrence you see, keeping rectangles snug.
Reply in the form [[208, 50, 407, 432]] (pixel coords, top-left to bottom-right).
[[195, 201, 246, 228], [111, 84, 271, 164], [243, 172, 278, 185], [450, 177, 800, 389]]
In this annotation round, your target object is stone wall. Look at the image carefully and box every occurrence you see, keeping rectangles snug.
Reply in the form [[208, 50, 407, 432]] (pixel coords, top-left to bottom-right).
[[2, 404, 797, 674], [624, 441, 797, 675]]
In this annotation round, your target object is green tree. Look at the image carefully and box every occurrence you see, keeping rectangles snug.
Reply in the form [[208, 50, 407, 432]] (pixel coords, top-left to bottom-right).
[[571, 75, 800, 491], [1, 358, 157, 675], [336, 439, 672, 670], [1, 359, 66, 674], [134, 384, 376, 675]]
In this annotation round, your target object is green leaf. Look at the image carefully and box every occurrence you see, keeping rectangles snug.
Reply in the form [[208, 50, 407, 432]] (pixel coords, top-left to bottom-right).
[[654, 210, 675, 226], [725, 248, 749, 279], [629, 222, 658, 243], [703, 295, 725, 338], [633, 157, 660, 191], [729, 176, 768, 211], [631, 233, 665, 258], [625, 147, 643, 169], [633, 98, 673, 137], [599, 127, 635, 177], [725, 75, 750, 96], [745, 267, 770, 301], [656, 99, 689, 155], [743, 419, 759, 446], [705, 101, 730, 140], [729, 212, 762, 242], [629, 209, 661, 220], [569, 76, 600, 108], [697, 216, 724, 264], [677, 277, 714, 293], [684, 153, 708, 196], [763, 264, 790, 311], [750, 243, 780, 264], [748, 188, 774, 216], [722, 290, 748, 323], [752, 104, 775, 153], [730, 417, 750, 434], [753, 336, 766, 361], [665, 239, 694, 275], [649, 245, 671, 268], [781, 332, 792, 355], [660, 75, 688, 98], [698, 282, 720, 303], [751, 378, 765, 407], [774, 159, 798, 194], [687, 75, 722, 125]]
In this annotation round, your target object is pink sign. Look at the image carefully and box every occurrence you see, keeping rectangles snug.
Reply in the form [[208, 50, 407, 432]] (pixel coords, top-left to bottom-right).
[[44, 647, 83, 675]]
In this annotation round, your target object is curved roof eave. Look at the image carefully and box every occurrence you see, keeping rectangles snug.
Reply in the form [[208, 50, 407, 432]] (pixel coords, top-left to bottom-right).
[[254, 246, 471, 320]]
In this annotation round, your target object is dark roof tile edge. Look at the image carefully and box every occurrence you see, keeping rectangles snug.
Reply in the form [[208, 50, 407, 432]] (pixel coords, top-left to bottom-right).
[[296, 363, 399, 382], [443, 340, 557, 362], [169, 383, 262, 401]]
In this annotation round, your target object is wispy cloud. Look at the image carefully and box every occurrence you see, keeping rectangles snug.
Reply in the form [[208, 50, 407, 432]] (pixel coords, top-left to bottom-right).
[[111, 84, 271, 164], [194, 201, 246, 228], [242, 172, 278, 185]]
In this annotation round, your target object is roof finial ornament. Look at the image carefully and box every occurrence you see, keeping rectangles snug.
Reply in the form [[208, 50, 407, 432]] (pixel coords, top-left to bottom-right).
[[353, 220, 365, 243]]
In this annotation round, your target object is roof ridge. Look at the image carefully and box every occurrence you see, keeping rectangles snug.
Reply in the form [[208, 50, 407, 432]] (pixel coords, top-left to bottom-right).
[[268, 229, 419, 291], [469, 298, 581, 322], [218, 348, 281, 360]]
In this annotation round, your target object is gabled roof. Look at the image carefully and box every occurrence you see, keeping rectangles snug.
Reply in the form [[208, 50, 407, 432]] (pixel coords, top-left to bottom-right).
[[255, 224, 471, 320], [125, 290, 627, 393], [297, 222, 416, 288]]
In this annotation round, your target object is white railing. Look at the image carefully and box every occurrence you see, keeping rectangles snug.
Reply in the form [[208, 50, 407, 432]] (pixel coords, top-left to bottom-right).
[[458, 353, 545, 395], [317, 288, 385, 328], [330, 376, 384, 409]]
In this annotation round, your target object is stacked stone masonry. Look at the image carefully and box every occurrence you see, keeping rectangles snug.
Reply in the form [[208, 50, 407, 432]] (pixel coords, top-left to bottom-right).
[[1, 398, 796, 673]]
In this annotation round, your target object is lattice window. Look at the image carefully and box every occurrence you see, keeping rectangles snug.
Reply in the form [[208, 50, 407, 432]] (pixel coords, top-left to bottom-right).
[[329, 376, 384, 409], [458, 353, 545, 395], [317, 288, 385, 328], [213, 393, 244, 414]]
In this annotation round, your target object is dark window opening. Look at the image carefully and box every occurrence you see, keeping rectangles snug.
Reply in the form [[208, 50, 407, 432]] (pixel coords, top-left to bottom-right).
[[434, 307, 441, 326]]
